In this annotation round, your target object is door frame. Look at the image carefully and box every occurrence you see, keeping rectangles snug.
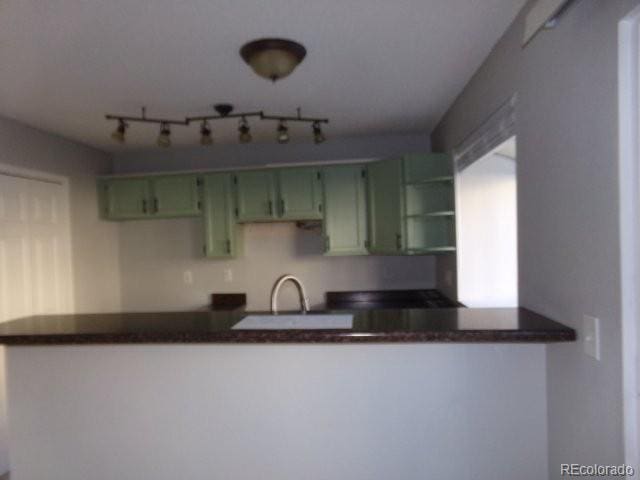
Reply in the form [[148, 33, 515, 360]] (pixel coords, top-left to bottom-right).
[[619, 6, 640, 469]]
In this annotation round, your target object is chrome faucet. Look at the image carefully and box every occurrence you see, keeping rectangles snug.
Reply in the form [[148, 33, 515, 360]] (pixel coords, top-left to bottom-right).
[[270, 274, 310, 314]]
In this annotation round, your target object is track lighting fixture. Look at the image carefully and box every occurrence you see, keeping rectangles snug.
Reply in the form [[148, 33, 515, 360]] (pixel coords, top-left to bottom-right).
[[238, 117, 252, 144], [111, 119, 127, 144], [106, 104, 328, 147], [157, 123, 171, 148], [312, 122, 326, 144], [276, 120, 290, 144], [200, 120, 213, 146]]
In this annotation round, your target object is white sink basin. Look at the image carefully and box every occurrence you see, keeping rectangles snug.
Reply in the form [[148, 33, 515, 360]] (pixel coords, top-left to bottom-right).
[[233, 314, 353, 330]]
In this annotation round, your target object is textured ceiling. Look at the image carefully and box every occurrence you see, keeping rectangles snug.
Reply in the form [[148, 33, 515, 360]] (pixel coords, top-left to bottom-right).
[[0, 0, 527, 152]]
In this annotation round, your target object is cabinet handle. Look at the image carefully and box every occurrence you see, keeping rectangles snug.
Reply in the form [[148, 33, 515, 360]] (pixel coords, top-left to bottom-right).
[[268, 200, 273, 216], [153, 197, 159, 213], [142, 199, 148, 214], [280, 199, 286, 214], [396, 233, 402, 251], [226, 240, 231, 254]]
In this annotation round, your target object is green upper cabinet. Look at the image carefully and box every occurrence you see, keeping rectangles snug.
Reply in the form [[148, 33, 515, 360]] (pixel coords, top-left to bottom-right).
[[203, 173, 240, 258], [367, 154, 455, 255], [322, 164, 368, 255], [234, 170, 277, 222], [100, 174, 202, 220], [150, 175, 201, 218], [102, 177, 151, 220], [367, 158, 404, 254], [277, 167, 323, 220]]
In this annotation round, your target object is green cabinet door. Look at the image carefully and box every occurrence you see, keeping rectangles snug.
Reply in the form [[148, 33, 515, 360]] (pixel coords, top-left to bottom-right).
[[234, 170, 277, 222], [103, 178, 151, 220], [203, 174, 238, 258], [367, 159, 404, 254], [150, 175, 201, 218], [322, 164, 368, 255], [277, 168, 323, 220]]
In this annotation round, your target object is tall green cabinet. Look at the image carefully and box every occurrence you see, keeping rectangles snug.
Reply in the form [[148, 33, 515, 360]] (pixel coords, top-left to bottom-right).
[[322, 164, 368, 255], [203, 173, 240, 258]]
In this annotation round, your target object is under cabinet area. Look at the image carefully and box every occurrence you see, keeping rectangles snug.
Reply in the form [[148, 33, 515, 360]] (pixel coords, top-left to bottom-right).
[[99, 175, 202, 220], [98, 153, 455, 258]]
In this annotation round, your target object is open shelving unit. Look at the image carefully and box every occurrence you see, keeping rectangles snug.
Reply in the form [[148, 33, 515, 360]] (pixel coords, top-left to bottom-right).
[[402, 154, 456, 254]]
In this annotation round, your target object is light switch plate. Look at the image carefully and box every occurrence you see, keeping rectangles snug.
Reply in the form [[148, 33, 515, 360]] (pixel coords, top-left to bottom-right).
[[583, 315, 601, 361], [183, 270, 194, 285], [223, 268, 233, 283]]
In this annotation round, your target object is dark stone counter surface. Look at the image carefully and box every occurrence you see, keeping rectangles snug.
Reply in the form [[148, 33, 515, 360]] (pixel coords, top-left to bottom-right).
[[0, 308, 575, 345]]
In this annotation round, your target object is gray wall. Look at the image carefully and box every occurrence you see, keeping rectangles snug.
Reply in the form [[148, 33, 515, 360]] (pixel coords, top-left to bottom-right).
[[0, 116, 121, 312], [112, 133, 431, 174], [113, 133, 437, 311], [118, 219, 436, 312], [431, 0, 636, 476]]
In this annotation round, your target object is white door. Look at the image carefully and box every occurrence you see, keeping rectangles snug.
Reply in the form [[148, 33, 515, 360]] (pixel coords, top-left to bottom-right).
[[0, 173, 73, 322]]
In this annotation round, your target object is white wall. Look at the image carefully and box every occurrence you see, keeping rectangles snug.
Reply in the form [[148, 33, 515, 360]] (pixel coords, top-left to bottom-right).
[[0, 116, 121, 313], [431, 0, 637, 475], [7, 344, 548, 480], [456, 151, 518, 307], [119, 220, 436, 311]]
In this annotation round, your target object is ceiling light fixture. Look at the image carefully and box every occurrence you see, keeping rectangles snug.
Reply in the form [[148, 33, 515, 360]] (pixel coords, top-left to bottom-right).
[[111, 119, 127, 144], [200, 120, 213, 146], [106, 105, 328, 147], [238, 117, 252, 144], [312, 122, 326, 144], [240, 38, 307, 82], [276, 120, 289, 144], [157, 123, 172, 148]]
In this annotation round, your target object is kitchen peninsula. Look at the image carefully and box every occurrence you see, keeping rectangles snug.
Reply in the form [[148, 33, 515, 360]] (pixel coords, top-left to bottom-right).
[[0, 307, 573, 480]]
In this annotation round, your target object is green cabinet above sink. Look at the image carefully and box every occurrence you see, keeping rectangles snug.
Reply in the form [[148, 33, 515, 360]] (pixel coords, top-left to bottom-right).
[[277, 168, 323, 220], [234, 167, 323, 222], [234, 170, 278, 222]]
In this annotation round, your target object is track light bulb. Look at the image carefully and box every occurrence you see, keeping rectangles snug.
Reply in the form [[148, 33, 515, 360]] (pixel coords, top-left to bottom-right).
[[200, 121, 213, 146], [111, 119, 127, 144], [312, 122, 326, 144], [157, 123, 171, 148], [238, 117, 252, 144], [277, 120, 289, 144]]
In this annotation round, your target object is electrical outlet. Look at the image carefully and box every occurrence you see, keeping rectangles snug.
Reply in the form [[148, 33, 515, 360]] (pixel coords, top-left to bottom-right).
[[183, 270, 194, 285], [223, 268, 233, 283], [583, 315, 601, 361], [445, 270, 453, 287]]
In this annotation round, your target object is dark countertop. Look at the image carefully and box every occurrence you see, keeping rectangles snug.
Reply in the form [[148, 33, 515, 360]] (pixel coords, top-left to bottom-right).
[[0, 307, 575, 345]]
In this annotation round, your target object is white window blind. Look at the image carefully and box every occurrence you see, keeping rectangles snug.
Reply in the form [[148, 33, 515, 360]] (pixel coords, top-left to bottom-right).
[[453, 94, 517, 172]]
